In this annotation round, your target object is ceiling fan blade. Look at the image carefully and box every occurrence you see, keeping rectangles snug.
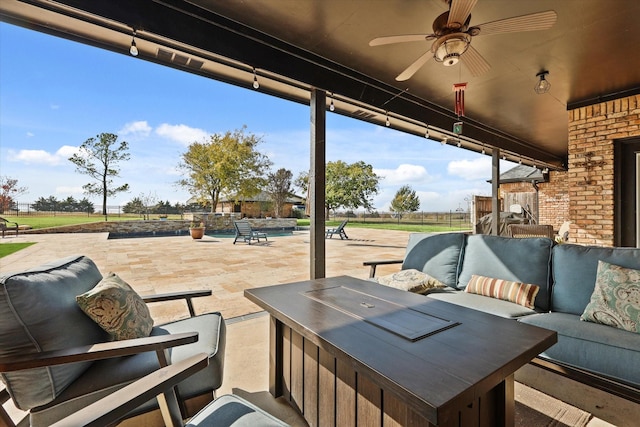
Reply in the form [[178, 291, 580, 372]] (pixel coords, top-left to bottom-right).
[[369, 34, 432, 46], [460, 45, 490, 77], [448, 0, 478, 28], [396, 51, 433, 81], [474, 10, 557, 36]]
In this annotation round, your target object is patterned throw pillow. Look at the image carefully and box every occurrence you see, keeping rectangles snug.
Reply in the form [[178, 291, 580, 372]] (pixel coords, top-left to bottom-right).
[[465, 275, 540, 309], [580, 261, 640, 333], [76, 272, 154, 340], [375, 269, 446, 294]]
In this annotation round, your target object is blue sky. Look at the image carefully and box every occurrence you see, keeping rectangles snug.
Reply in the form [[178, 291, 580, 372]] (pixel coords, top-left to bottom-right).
[[0, 22, 512, 212]]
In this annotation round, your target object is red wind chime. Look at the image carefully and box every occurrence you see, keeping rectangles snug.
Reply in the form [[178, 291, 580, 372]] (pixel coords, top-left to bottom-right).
[[453, 82, 467, 117]]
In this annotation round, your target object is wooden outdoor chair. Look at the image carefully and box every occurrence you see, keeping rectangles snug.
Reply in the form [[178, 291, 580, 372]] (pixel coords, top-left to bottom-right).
[[0, 255, 226, 427], [49, 353, 289, 427], [0, 217, 19, 238], [325, 220, 349, 240], [508, 224, 555, 239], [233, 220, 267, 244]]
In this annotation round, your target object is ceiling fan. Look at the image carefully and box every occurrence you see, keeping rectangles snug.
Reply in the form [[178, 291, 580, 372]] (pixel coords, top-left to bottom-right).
[[369, 0, 557, 81]]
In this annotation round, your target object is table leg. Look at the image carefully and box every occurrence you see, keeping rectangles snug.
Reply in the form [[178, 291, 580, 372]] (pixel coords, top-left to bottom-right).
[[269, 316, 283, 397]]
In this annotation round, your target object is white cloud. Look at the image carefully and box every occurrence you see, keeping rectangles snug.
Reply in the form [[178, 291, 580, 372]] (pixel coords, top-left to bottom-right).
[[156, 123, 209, 145], [119, 120, 152, 138], [8, 145, 80, 166], [375, 164, 433, 185], [448, 157, 492, 180], [50, 104, 60, 110], [26, 132, 34, 137]]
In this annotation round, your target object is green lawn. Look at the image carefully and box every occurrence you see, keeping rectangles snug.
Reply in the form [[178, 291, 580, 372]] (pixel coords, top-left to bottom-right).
[[2, 216, 469, 233], [1, 215, 162, 230], [0, 242, 36, 258]]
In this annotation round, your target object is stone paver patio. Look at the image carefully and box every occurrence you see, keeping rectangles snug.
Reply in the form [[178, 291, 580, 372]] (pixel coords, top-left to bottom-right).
[[0, 228, 412, 323]]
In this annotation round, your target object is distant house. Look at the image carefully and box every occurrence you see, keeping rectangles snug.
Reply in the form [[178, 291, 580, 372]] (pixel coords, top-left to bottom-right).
[[216, 191, 305, 218]]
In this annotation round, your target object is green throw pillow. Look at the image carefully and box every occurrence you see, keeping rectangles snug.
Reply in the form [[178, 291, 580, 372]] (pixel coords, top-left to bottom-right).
[[76, 272, 154, 340], [581, 261, 640, 333], [375, 269, 446, 294]]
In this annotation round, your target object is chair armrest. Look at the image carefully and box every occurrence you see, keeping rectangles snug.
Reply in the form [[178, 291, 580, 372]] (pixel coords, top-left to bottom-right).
[[0, 331, 198, 372], [50, 353, 209, 427], [362, 259, 403, 278], [142, 290, 212, 317]]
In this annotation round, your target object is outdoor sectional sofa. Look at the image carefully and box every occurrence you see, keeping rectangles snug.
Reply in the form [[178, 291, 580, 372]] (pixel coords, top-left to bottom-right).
[[364, 232, 640, 404]]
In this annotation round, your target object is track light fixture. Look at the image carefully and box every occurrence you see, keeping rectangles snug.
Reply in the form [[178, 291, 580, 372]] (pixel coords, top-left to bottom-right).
[[385, 112, 390, 127], [252, 68, 260, 89], [534, 70, 550, 94], [329, 93, 335, 112], [129, 31, 138, 56], [457, 140, 462, 148], [425, 127, 429, 138]]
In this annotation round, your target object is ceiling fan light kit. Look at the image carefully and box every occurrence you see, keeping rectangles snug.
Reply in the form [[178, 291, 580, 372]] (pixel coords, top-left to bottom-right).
[[433, 33, 471, 66]]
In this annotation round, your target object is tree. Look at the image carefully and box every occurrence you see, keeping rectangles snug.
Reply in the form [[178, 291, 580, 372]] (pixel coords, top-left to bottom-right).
[[123, 197, 145, 216], [390, 185, 420, 219], [325, 160, 380, 219], [266, 168, 293, 218], [177, 127, 272, 213], [69, 133, 130, 216], [297, 161, 381, 219], [0, 176, 28, 213]]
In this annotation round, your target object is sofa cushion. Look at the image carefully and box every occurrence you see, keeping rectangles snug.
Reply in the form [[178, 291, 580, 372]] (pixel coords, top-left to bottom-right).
[[0, 255, 107, 410], [428, 289, 537, 319], [375, 269, 446, 294], [29, 312, 226, 427], [580, 261, 640, 333], [457, 235, 553, 311], [519, 312, 640, 387], [402, 233, 465, 288], [76, 272, 154, 340], [465, 275, 540, 309], [552, 244, 640, 315]]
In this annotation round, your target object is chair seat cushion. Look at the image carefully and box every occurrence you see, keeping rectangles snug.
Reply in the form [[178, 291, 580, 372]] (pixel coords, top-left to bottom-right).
[[190, 394, 289, 426], [30, 313, 226, 427]]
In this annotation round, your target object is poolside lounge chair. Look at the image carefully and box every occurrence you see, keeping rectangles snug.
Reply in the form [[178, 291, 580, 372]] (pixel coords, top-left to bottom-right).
[[325, 220, 348, 240], [233, 220, 267, 244], [0, 217, 19, 238]]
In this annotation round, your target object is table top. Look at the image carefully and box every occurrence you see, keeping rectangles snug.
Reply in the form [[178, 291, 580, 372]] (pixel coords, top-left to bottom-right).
[[245, 276, 557, 422]]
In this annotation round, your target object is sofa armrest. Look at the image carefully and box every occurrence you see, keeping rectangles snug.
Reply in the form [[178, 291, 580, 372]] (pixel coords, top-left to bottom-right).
[[142, 290, 212, 317], [0, 331, 198, 372], [362, 259, 403, 278], [50, 353, 209, 427]]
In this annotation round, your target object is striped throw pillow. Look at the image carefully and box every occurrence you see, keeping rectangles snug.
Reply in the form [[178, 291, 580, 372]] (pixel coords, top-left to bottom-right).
[[465, 275, 540, 309]]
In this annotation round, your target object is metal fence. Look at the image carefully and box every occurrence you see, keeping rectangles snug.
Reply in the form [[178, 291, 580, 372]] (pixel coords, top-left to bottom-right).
[[330, 210, 472, 229], [3, 202, 184, 217]]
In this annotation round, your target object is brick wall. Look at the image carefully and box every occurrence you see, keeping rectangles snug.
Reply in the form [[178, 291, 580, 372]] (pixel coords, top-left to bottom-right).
[[567, 94, 640, 245], [538, 171, 569, 232]]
